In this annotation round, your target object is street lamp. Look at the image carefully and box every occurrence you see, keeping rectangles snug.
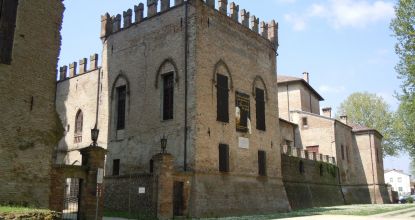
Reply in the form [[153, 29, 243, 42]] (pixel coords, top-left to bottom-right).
[[161, 135, 167, 154], [91, 124, 100, 147]]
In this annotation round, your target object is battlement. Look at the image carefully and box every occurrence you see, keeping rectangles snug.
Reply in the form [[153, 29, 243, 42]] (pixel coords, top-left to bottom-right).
[[58, 54, 99, 81], [281, 145, 336, 165], [100, 0, 279, 48]]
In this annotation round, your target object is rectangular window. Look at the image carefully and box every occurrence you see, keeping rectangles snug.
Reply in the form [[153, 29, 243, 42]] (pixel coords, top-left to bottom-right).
[[258, 150, 266, 176], [219, 144, 229, 172], [163, 73, 174, 120], [112, 159, 120, 176], [399, 187, 403, 192], [306, 145, 319, 153], [390, 178, 393, 183], [116, 86, 126, 130], [398, 177, 402, 183], [255, 88, 266, 131], [0, 0, 19, 64], [217, 74, 229, 123], [236, 91, 250, 133], [302, 117, 308, 128]]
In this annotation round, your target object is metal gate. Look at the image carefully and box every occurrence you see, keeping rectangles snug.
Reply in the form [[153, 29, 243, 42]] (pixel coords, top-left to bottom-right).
[[62, 178, 81, 220]]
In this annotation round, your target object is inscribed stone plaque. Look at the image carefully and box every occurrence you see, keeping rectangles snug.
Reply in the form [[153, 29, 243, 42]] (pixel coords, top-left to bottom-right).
[[239, 137, 249, 149], [97, 168, 104, 184], [138, 187, 146, 194]]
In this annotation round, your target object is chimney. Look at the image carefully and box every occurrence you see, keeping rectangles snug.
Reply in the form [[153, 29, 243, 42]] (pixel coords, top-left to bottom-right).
[[340, 115, 348, 125], [303, 72, 310, 83], [322, 107, 332, 118]]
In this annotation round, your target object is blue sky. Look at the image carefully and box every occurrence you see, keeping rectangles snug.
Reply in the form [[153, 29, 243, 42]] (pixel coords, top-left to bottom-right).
[[58, 0, 411, 174]]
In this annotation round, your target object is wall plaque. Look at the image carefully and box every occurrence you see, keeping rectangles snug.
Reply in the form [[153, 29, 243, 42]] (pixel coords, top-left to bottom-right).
[[239, 137, 249, 149]]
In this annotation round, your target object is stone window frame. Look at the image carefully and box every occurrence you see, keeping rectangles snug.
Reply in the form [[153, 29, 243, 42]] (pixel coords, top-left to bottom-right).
[[155, 58, 179, 122], [74, 109, 83, 144], [110, 72, 130, 141], [212, 59, 234, 124], [252, 76, 268, 132]]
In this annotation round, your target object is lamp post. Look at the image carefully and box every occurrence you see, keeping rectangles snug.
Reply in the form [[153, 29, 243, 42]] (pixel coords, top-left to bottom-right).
[[161, 135, 167, 154], [91, 124, 100, 147]]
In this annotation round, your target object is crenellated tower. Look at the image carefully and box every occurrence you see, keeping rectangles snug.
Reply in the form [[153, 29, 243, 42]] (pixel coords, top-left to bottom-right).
[[56, 0, 287, 217]]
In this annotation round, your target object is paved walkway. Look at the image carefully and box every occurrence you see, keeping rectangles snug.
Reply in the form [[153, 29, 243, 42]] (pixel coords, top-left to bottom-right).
[[103, 207, 415, 220], [281, 207, 415, 220]]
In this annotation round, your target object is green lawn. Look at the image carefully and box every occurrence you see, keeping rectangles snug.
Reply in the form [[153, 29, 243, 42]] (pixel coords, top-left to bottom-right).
[[196, 204, 415, 220], [0, 206, 49, 214]]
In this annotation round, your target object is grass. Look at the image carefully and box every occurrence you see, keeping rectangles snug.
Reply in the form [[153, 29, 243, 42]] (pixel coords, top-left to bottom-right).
[[195, 204, 415, 220], [103, 210, 157, 220], [0, 205, 50, 214]]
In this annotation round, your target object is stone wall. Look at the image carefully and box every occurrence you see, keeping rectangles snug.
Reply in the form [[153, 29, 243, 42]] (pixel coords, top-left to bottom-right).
[[281, 154, 345, 210], [190, 0, 290, 216], [104, 174, 154, 214], [55, 56, 106, 165], [0, 0, 64, 207]]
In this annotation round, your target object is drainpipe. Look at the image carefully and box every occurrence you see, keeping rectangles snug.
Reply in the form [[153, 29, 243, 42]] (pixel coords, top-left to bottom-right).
[[183, 0, 189, 172], [369, 133, 377, 204], [286, 84, 290, 121]]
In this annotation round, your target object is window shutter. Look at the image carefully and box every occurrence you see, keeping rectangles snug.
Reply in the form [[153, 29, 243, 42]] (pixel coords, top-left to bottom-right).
[[255, 88, 266, 131], [258, 150, 266, 176], [116, 86, 126, 130], [217, 74, 229, 123], [163, 73, 174, 120], [0, 0, 19, 64], [113, 159, 120, 176], [219, 144, 229, 172]]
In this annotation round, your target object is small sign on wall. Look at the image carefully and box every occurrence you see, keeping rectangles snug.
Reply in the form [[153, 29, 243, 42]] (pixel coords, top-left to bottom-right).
[[97, 168, 104, 184], [138, 187, 146, 194], [239, 137, 249, 149]]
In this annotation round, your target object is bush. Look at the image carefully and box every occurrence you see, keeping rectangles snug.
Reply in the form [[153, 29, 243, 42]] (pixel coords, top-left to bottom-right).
[[406, 196, 414, 203]]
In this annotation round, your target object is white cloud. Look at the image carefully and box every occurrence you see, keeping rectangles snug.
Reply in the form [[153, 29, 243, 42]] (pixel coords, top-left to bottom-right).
[[277, 0, 297, 4], [284, 14, 307, 31], [318, 85, 346, 93], [284, 0, 395, 31]]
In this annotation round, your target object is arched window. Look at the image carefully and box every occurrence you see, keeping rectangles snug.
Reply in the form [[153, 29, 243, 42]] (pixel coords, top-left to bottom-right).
[[74, 110, 83, 143]]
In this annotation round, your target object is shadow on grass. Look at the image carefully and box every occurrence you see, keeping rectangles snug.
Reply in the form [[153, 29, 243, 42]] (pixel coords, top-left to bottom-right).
[[104, 210, 157, 220]]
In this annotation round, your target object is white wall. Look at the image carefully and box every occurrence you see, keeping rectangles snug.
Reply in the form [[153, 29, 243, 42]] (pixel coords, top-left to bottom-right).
[[385, 170, 411, 196]]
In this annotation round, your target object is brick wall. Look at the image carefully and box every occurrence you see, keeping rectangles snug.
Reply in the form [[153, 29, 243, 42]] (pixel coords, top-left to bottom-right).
[[0, 0, 64, 207], [281, 154, 345, 209]]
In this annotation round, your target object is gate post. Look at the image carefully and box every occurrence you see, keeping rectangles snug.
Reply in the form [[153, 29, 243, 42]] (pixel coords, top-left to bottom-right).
[[79, 146, 107, 220], [152, 153, 174, 220]]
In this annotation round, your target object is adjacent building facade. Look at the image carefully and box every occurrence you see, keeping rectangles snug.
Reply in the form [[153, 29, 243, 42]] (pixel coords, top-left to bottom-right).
[[278, 73, 389, 204], [0, 0, 64, 207], [385, 170, 412, 197]]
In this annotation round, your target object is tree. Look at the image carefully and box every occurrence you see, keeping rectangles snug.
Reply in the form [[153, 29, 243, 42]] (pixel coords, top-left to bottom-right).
[[336, 92, 401, 156], [391, 0, 415, 158]]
